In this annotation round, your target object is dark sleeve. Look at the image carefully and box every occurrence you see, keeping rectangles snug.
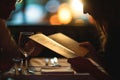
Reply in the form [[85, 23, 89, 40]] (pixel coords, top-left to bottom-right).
[[0, 19, 21, 73]]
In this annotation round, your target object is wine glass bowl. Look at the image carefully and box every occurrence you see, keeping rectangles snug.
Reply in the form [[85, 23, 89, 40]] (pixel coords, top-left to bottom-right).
[[18, 32, 35, 56]]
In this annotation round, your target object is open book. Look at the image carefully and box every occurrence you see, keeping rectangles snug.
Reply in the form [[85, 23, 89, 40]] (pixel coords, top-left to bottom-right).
[[29, 33, 89, 58]]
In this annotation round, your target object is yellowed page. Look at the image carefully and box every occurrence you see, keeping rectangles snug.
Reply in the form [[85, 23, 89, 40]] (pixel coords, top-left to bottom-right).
[[29, 33, 77, 58], [29, 33, 89, 58], [49, 33, 89, 57]]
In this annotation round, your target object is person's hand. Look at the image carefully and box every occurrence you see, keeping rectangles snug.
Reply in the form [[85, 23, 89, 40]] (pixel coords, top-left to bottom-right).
[[67, 41, 97, 73], [67, 41, 101, 73], [79, 41, 98, 59], [79, 42, 104, 66], [79, 41, 96, 53]]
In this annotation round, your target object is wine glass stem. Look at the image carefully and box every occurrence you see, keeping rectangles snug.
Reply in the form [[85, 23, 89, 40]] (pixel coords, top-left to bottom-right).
[[25, 58, 28, 69]]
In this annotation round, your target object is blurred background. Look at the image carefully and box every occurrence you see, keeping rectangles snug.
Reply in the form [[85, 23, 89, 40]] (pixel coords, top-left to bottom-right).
[[7, 0, 100, 58], [7, 0, 95, 26]]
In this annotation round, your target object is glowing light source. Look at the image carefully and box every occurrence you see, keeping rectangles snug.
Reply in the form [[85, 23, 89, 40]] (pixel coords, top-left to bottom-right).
[[69, 0, 83, 18], [25, 4, 46, 24], [49, 14, 61, 25], [8, 11, 24, 25], [45, 0, 60, 13], [58, 3, 72, 25]]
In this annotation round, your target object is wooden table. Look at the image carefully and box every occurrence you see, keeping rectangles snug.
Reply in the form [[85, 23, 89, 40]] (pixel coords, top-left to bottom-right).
[[1, 58, 97, 80]]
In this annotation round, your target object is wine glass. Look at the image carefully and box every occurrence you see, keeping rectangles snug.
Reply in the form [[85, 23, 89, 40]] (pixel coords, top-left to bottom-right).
[[18, 32, 35, 74]]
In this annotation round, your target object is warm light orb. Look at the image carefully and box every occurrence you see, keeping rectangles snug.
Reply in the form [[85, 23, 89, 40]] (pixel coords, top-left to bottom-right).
[[58, 3, 72, 25], [69, 0, 83, 18], [49, 14, 62, 25]]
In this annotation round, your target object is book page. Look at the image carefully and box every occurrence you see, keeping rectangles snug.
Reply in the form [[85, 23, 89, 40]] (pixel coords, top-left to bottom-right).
[[49, 33, 89, 57], [29, 33, 78, 58]]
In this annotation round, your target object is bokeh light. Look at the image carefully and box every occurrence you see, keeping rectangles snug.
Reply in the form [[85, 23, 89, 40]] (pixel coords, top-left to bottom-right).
[[58, 3, 72, 25], [45, 0, 60, 13], [49, 14, 62, 25], [69, 0, 83, 18], [25, 4, 46, 24]]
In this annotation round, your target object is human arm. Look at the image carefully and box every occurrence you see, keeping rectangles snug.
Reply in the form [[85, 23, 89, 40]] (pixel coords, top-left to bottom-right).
[[0, 19, 21, 73], [67, 42, 111, 80]]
